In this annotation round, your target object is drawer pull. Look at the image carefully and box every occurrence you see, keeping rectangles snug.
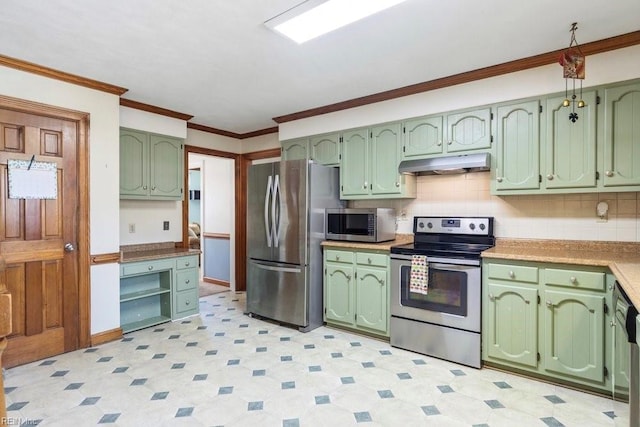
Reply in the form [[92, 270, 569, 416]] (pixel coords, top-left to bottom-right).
[[185, 279, 190, 284], [336, 255, 340, 261], [497, 177, 503, 183], [148, 266, 153, 271], [508, 271, 515, 279], [570, 276, 577, 284], [185, 300, 190, 306], [185, 262, 190, 267], [368, 258, 372, 264]]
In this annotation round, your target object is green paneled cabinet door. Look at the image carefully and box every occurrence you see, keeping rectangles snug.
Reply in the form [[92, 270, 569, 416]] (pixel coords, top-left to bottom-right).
[[603, 82, 640, 187], [149, 134, 183, 198], [545, 91, 597, 189], [340, 128, 369, 197], [370, 123, 403, 195], [485, 283, 538, 368], [542, 289, 605, 383], [324, 264, 355, 327], [310, 133, 341, 166], [446, 107, 492, 153], [120, 129, 149, 196], [355, 266, 387, 334], [281, 138, 308, 161], [402, 115, 444, 158], [494, 100, 540, 191]]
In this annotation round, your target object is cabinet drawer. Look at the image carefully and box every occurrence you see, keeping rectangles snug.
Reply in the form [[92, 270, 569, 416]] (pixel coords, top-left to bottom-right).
[[175, 290, 198, 315], [487, 263, 538, 283], [545, 268, 605, 291], [121, 259, 174, 277], [356, 252, 388, 268], [325, 250, 353, 264], [176, 270, 198, 291], [176, 255, 198, 270]]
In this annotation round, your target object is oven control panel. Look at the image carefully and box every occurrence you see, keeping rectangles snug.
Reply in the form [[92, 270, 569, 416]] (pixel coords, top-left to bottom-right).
[[414, 217, 493, 236]]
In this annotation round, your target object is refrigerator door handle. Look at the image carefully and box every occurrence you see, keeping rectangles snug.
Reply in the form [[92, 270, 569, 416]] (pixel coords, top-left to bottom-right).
[[252, 260, 302, 274], [264, 174, 273, 247], [272, 174, 281, 247]]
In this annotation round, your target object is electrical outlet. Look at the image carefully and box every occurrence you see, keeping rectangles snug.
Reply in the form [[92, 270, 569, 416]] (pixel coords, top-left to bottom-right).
[[163, 221, 170, 231], [128, 223, 135, 233]]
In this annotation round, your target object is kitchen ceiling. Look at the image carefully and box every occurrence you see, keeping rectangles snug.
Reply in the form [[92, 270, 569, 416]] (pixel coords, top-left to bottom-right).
[[1, 0, 639, 135]]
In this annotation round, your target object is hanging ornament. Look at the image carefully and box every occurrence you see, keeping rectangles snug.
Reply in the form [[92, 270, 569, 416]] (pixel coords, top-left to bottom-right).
[[558, 23, 586, 122]]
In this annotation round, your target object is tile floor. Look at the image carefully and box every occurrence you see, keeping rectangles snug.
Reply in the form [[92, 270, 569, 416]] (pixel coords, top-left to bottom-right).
[[4, 291, 631, 426]]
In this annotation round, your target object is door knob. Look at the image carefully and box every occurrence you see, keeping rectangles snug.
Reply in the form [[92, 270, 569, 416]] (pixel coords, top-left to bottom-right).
[[64, 243, 75, 252]]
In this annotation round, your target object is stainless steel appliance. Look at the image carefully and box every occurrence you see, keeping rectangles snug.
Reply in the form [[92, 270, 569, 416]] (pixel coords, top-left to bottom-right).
[[246, 159, 342, 332], [613, 281, 639, 427], [325, 207, 396, 243], [390, 216, 495, 368]]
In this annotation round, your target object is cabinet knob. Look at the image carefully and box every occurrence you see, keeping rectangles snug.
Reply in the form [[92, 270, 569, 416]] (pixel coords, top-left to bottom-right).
[[546, 174, 554, 180], [496, 177, 503, 183], [447, 141, 453, 145], [489, 293, 495, 301], [143, 185, 148, 190], [363, 181, 368, 189], [368, 258, 372, 264], [185, 300, 190, 306], [570, 276, 577, 284], [346, 274, 351, 281], [185, 262, 190, 267], [508, 271, 515, 279], [546, 300, 553, 307], [378, 278, 384, 285], [185, 279, 190, 284], [437, 141, 442, 146], [148, 266, 153, 271], [152, 186, 156, 191], [395, 182, 400, 187], [336, 255, 340, 261], [605, 170, 614, 177]]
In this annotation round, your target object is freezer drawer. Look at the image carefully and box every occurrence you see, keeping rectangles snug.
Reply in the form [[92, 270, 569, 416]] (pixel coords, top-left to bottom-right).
[[247, 260, 308, 327]]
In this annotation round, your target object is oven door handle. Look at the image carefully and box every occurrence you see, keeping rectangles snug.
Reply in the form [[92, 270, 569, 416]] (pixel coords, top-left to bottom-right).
[[429, 263, 478, 272]]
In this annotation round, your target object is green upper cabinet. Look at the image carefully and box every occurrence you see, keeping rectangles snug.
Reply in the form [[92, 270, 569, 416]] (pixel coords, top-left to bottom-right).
[[281, 138, 308, 161], [401, 107, 491, 160], [340, 128, 369, 197], [446, 107, 492, 153], [310, 133, 341, 166], [542, 289, 605, 384], [402, 115, 444, 158], [544, 91, 597, 189], [494, 100, 541, 191], [120, 128, 183, 200], [340, 124, 415, 199], [602, 82, 640, 187]]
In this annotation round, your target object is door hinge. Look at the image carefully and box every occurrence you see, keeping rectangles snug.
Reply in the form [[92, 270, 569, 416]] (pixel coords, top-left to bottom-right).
[[403, 126, 406, 133], [537, 352, 541, 362], [370, 132, 373, 138], [370, 184, 372, 190], [537, 295, 541, 305], [597, 96, 601, 105], [403, 146, 406, 152], [490, 135, 494, 143], [539, 105, 543, 113], [596, 171, 600, 180], [341, 185, 343, 191], [354, 271, 357, 279], [539, 174, 542, 183], [324, 267, 326, 275], [604, 302, 609, 315], [324, 307, 326, 314], [604, 366, 609, 377], [490, 112, 494, 120]]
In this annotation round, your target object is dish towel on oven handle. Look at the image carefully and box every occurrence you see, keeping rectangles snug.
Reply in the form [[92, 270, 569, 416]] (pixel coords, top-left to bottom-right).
[[410, 255, 428, 295]]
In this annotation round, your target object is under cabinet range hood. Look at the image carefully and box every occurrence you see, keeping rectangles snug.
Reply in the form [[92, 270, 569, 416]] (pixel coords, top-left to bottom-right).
[[398, 153, 490, 175]]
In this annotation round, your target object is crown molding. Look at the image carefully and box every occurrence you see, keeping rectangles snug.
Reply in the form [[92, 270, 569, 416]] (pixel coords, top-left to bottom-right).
[[120, 98, 193, 121], [273, 30, 640, 124], [0, 54, 128, 95], [187, 122, 278, 140]]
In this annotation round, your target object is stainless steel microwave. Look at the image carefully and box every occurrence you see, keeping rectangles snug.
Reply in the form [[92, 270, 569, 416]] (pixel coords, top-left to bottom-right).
[[325, 208, 396, 243]]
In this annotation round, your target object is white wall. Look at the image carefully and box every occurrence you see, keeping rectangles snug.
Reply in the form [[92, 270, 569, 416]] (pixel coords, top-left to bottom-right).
[[0, 65, 121, 334], [118, 107, 186, 245]]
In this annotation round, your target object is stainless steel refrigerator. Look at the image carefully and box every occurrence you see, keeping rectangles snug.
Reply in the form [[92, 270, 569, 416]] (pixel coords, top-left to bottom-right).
[[246, 159, 342, 331]]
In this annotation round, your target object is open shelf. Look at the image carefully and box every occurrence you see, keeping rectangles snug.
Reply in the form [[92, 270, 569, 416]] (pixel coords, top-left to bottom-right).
[[120, 287, 170, 303], [121, 315, 171, 334]]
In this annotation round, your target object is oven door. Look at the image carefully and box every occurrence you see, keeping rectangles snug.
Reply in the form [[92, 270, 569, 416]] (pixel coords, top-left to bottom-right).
[[391, 255, 481, 332]]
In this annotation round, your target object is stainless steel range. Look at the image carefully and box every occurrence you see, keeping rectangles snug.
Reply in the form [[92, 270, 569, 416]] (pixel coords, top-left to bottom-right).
[[390, 216, 495, 368]]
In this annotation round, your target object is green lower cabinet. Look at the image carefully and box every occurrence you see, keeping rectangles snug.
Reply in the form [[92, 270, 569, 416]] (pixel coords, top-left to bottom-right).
[[485, 283, 538, 368], [323, 248, 389, 337], [542, 289, 605, 383], [483, 260, 616, 393]]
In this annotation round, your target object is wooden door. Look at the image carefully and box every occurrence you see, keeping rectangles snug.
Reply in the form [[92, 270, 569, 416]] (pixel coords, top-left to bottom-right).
[[0, 107, 80, 368]]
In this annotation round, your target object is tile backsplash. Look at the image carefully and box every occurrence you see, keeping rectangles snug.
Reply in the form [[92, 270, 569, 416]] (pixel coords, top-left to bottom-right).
[[352, 172, 640, 242]]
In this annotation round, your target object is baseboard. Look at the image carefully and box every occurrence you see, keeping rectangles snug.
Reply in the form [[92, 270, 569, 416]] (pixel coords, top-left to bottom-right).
[[203, 277, 230, 287], [91, 327, 123, 346]]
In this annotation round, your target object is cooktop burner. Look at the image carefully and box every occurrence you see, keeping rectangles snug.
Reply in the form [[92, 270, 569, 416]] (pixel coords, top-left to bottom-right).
[[391, 216, 495, 259]]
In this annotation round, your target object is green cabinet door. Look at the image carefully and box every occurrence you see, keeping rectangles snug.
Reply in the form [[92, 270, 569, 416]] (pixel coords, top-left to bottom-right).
[[485, 283, 539, 368], [603, 83, 640, 187], [545, 91, 597, 189], [543, 289, 605, 383], [281, 138, 308, 161], [495, 100, 540, 191], [120, 128, 149, 196], [370, 123, 402, 195], [310, 133, 340, 166], [446, 107, 492, 153], [402, 115, 444, 158], [324, 264, 355, 327], [355, 266, 387, 334], [340, 128, 369, 197], [149, 134, 183, 198]]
